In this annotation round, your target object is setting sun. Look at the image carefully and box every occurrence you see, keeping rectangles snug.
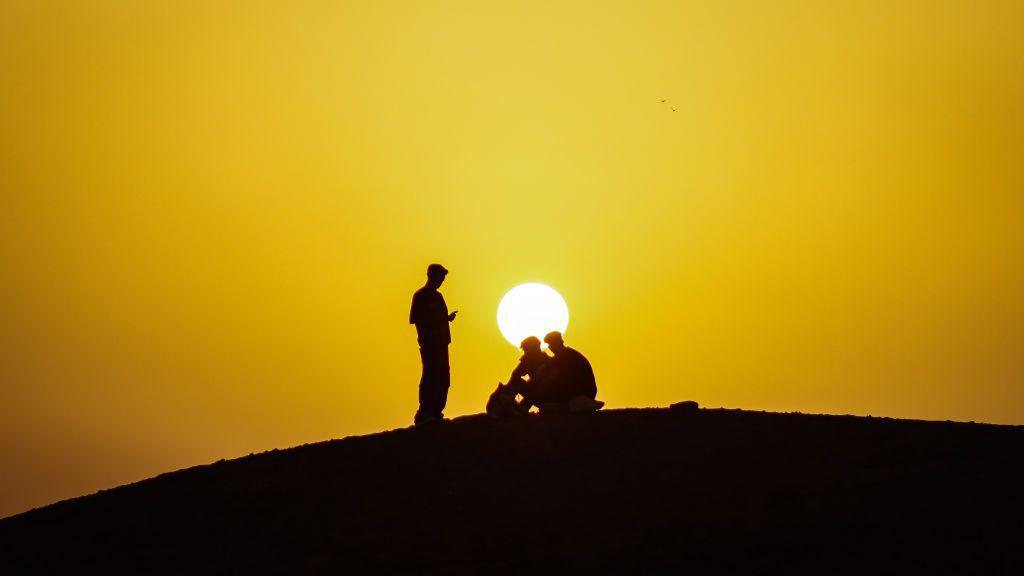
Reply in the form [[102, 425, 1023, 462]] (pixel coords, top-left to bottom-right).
[[496, 283, 570, 348]]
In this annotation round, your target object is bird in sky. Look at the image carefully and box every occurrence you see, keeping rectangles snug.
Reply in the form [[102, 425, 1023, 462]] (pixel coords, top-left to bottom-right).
[[660, 99, 667, 103], [671, 107, 677, 111]]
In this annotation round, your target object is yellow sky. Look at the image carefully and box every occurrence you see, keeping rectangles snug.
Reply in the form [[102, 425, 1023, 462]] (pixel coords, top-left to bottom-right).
[[2, 0, 1022, 517]]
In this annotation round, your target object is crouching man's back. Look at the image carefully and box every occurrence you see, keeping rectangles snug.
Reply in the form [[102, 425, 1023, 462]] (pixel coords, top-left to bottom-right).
[[540, 331, 600, 408]]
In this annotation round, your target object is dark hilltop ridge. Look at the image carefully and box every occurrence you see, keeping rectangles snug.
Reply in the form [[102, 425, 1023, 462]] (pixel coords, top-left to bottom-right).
[[3, 406, 1023, 575]]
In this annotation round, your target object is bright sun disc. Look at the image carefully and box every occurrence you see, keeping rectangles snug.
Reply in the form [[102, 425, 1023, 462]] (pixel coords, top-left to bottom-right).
[[497, 283, 569, 348]]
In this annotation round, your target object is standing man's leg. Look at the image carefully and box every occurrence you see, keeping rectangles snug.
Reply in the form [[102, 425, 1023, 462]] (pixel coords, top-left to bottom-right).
[[433, 344, 450, 420], [416, 344, 449, 424], [415, 347, 427, 424], [415, 346, 436, 425]]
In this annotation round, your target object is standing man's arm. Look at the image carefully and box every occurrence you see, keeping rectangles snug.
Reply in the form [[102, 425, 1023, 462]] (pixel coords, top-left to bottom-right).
[[414, 291, 450, 343], [410, 292, 420, 325]]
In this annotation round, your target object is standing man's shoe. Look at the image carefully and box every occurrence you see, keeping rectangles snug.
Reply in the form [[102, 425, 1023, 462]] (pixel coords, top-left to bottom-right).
[[415, 414, 440, 426]]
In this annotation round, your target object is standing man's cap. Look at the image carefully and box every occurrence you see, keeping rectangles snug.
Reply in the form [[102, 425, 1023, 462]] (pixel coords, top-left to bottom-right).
[[427, 263, 448, 276]]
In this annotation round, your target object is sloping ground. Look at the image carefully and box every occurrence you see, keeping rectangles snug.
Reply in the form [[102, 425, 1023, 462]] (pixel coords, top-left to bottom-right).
[[2, 407, 1023, 575]]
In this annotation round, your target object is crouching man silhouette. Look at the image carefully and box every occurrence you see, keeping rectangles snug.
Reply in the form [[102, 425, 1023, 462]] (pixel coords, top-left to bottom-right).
[[534, 331, 604, 413], [487, 336, 550, 418], [410, 263, 457, 426]]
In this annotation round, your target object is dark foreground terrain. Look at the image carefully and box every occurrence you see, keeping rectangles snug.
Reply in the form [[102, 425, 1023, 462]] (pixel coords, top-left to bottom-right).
[[2, 407, 1023, 574]]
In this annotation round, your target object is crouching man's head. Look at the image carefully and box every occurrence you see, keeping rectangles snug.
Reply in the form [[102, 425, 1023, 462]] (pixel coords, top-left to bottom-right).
[[543, 331, 566, 354], [520, 336, 542, 354]]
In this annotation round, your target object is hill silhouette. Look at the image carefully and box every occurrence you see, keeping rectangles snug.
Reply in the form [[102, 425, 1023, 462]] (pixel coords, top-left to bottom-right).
[[2, 406, 1022, 574]]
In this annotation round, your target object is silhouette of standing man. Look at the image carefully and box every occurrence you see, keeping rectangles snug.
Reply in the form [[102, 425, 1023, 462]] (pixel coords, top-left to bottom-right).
[[410, 264, 457, 426]]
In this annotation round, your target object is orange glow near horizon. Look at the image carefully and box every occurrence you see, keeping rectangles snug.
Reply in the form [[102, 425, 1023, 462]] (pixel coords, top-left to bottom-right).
[[2, 0, 1023, 517]]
